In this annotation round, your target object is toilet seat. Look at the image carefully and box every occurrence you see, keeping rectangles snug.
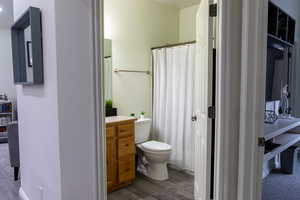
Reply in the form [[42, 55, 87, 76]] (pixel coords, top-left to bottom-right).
[[140, 141, 171, 152]]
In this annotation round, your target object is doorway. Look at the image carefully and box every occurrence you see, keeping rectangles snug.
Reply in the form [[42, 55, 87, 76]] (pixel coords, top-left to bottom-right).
[[238, 0, 300, 200], [98, 0, 218, 199]]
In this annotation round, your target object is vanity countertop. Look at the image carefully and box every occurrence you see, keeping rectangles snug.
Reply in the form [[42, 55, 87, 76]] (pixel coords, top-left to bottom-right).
[[105, 116, 137, 125]]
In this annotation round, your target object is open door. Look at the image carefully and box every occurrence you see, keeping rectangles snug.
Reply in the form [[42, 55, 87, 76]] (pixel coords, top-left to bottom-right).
[[193, 0, 217, 199]]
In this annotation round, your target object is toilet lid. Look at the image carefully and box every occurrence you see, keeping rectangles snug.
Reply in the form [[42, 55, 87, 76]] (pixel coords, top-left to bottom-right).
[[141, 141, 172, 152]]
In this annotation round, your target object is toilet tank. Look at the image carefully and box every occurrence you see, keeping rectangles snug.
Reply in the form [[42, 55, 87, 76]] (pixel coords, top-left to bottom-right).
[[135, 118, 152, 144]]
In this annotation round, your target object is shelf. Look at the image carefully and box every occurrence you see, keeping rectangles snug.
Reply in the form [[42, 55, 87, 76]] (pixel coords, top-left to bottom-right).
[[264, 118, 300, 141], [0, 100, 11, 104], [268, 34, 293, 47], [268, 2, 295, 45], [264, 133, 300, 162], [0, 112, 12, 115]]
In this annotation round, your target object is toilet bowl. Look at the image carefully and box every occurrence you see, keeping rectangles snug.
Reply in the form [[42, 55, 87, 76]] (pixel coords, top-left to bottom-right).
[[138, 141, 172, 181], [135, 118, 172, 181]]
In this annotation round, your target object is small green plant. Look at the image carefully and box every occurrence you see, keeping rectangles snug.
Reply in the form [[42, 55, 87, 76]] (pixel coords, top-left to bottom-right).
[[105, 99, 113, 109], [130, 113, 135, 117], [141, 111, 145, 115]]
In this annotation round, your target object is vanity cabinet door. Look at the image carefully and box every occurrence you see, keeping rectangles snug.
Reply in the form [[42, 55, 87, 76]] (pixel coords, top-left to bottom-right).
[[106, 128, 117, 189], [118, 156, 135, 183]]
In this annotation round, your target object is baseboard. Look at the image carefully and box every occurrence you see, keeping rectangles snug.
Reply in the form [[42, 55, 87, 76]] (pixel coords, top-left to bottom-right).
[[168, 164, 194, 176], [19, 187, 30, 200]]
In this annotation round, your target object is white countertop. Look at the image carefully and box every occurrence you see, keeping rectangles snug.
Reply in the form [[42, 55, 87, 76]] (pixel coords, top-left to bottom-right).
[[105, 116, 136, 124], [264, 117, 300, 141]]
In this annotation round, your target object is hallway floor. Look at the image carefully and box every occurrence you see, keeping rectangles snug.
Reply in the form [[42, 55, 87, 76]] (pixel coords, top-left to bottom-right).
[[0, 143, 20, 200], [108, 168, 194, 200], [262, 155, 300, 200]]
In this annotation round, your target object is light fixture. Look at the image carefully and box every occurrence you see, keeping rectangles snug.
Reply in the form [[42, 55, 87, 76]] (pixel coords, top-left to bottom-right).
[[0, 7, 3, 12]]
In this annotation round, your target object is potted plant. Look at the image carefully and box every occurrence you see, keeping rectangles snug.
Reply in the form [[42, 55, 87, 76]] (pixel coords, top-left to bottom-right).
[[140, 111, 145, 119], [105, 99, 117, 117], [105, 99, 113, 109]]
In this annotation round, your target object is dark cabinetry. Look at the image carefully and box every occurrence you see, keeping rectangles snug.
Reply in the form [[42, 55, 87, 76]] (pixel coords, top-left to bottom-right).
[[268, 2, 296, 45]]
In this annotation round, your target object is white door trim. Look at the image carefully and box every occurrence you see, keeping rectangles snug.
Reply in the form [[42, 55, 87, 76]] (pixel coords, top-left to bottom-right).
[[214, 0, 244, 200], [237, 0, 268, 200], [91, 0, 245, 200], [92, 0, 107, 199], [194, 0, 216, 198]]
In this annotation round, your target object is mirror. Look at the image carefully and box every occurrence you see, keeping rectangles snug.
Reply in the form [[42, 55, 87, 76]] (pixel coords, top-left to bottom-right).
[[24, 26, 34, 83], [11, 7, 43, 85], [104, 39, 112, 101]]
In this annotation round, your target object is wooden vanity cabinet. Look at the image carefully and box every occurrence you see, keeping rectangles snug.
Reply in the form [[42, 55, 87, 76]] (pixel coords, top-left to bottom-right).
[[106, 127, 117, 189], [106, 118, 136, 192]]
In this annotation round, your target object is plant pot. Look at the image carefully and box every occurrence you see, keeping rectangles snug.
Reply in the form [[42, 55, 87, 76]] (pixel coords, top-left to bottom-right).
[[106, 107, 117, 117]]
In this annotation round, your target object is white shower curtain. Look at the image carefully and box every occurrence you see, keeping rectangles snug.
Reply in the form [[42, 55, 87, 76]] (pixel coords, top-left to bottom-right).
[[152, 44, 196, 171]]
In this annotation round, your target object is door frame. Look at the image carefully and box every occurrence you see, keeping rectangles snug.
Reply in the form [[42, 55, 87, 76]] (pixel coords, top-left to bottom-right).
[[91, 0, 245, 199], [92, 0, 107, 199], [214, 0, 244, 199], [237, 0, 268, 200]]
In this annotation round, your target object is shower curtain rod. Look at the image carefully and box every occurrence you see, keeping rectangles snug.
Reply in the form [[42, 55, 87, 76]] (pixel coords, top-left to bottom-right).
[[151, 40, 196, 50]]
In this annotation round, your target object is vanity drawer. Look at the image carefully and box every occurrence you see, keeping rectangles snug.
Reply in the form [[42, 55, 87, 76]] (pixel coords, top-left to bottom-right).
[[106, 127, 116, 138], [118, 156, 135, 183], [118, 137, 135, 157], [117, 124, 134, 137]]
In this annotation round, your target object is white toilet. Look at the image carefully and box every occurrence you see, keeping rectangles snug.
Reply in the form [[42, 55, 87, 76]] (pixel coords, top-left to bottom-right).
[[135, 118, 172, 181]]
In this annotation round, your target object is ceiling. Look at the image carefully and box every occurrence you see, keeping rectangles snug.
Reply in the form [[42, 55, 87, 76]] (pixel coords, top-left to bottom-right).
[[0, 0, 200, 28], [152, 0, 201, 8], [0, 0, 13, 29]]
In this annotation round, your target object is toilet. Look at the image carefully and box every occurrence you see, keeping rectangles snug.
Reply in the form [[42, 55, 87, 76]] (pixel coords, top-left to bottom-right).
[[135, 118, 172, 181]]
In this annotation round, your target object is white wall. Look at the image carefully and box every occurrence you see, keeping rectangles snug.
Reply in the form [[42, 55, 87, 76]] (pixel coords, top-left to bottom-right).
[[14, 1, 61, 200], [14, 0, 98, 200], [0, 29, 16, 99], [179, 5, 199, 42], [54, 0, 98, 199], [104, 1, 201, 117], [104, 0, 179, 117]]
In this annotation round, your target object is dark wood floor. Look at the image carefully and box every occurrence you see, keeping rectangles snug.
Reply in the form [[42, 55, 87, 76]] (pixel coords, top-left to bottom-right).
[[108, 168, 194, 200], [0, 143, 20, 200]]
